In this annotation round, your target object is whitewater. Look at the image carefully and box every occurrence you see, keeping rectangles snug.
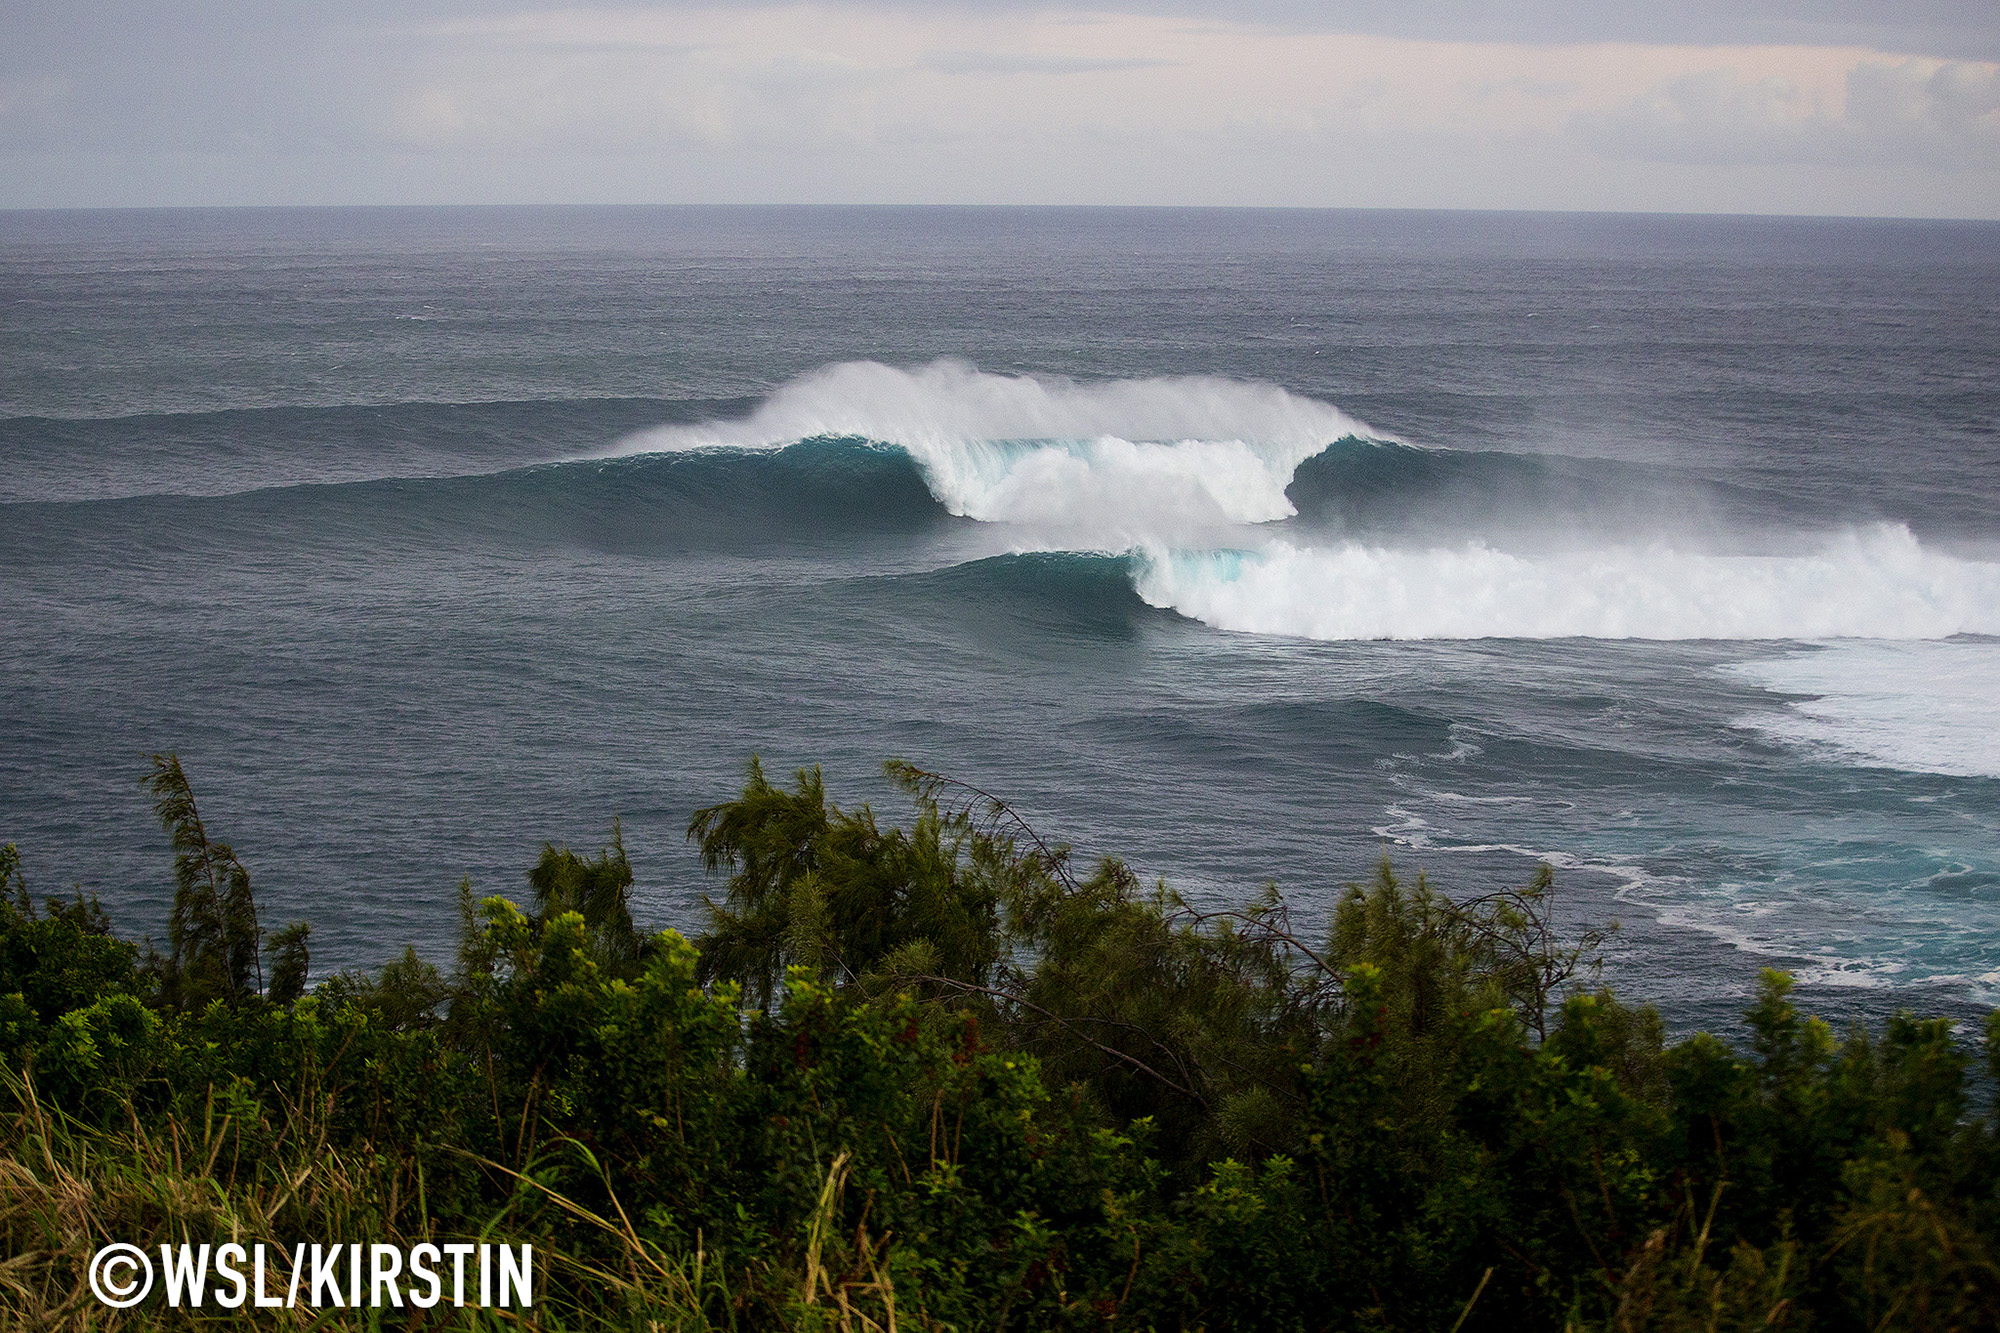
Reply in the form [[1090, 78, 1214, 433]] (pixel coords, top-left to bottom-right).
[[615, 359, 2000, 645]]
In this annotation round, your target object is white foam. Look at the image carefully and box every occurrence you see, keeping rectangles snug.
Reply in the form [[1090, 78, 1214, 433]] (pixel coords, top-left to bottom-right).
[[611, 359, 1371, 543], [617, 363, 2000, 663], [1365, 811, 1969, 994], [1135, 526, 2000, 643], [1722, 640, 2000, 779]]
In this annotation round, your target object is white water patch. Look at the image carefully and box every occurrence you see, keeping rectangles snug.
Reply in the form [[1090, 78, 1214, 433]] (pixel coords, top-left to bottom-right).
[[1722, 640, 2000, 780], [920, 436, 1298, 543], [1135, 525, 2000, 642], [1373, 789, 1999, 998], [611, 359, 1371, 540]]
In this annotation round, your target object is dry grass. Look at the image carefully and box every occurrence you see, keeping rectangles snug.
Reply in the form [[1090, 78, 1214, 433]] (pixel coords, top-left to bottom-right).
[[0, 1071, 910, 1332]]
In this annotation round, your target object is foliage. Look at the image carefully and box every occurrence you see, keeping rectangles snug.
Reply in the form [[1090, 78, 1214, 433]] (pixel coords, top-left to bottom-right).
[[262, 920, 311, 1006], [690, 759, 1007, 1007], [0, 758, 1996, 1331], [143, 753, 263, 1009], [528, 820, 649, 976]]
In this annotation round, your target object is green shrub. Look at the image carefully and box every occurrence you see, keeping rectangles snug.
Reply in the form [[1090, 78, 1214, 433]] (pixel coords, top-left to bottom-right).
[[0, 761, 1995, 1331]]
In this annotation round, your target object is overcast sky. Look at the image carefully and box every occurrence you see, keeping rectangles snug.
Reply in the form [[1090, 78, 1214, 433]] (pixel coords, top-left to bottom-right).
[[5, 1, 1999, 215]]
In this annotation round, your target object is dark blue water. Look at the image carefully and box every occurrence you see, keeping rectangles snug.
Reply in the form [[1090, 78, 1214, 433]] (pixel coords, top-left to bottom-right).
[[4, 206, 1997, 1034]]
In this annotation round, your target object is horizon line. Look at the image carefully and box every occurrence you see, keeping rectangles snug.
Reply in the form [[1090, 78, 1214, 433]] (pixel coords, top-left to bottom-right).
[[6, 201, 2000, 225]]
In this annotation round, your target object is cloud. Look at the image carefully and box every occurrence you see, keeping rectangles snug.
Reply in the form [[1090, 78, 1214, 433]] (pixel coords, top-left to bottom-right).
[[1577, 56, 2000, 167], [1574, 69, 1843, 166], [1847, 59, 2000, 158], [917, 50, 1173, 76], [3, 3, 1999, 213]]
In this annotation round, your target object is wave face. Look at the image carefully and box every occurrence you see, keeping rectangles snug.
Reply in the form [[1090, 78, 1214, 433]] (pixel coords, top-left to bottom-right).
[[615, 360, 1373, 544], [1136, 527, 2000, 642], [4, 438, 951, 565], [0, 398, 744, 505], [1283, 437, 1799, 540]]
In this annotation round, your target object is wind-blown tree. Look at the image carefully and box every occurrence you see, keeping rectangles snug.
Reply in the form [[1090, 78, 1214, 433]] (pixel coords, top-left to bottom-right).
[[443, 828, 654, 1053], [145, 753, 262, 1008], [263, 920, 312, 1005], [143, 753, 315, 1009], [526, 820, 647, 975], [689, 758, 1008, 1007]]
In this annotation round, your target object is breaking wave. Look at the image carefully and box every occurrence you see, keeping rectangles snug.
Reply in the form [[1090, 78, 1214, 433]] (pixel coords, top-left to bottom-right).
[[611, 359, 1374, 544], [1133, 526, 2000, 642]]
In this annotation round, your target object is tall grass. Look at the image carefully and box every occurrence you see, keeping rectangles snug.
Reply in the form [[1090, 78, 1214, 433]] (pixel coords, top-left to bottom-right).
[[0, 1070, 921, 1332]]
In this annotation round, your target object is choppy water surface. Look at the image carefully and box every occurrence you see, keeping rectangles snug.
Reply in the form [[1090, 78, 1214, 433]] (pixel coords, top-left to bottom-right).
[[3, 206, 1996, 1034]]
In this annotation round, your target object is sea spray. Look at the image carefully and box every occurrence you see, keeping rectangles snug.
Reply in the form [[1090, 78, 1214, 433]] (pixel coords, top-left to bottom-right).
[[611, 359, 1376, 461]]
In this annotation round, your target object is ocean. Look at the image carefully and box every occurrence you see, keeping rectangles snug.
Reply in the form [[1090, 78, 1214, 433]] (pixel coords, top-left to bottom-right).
[[2, 205, 1996, 1036]]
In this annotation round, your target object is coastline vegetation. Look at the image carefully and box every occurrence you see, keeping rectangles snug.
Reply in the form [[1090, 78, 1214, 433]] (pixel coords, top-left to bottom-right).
[[2, 755, 1997, 1330]]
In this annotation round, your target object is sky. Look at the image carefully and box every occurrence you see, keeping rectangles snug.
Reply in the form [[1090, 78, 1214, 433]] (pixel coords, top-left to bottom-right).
[[3, 1, 2000, 215]]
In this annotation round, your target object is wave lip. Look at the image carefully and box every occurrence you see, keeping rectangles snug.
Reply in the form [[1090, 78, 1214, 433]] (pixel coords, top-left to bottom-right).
[[613, 359, 1372, 458], [1135, 525, 2000, 643], [610, 359, 1375, 543]]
